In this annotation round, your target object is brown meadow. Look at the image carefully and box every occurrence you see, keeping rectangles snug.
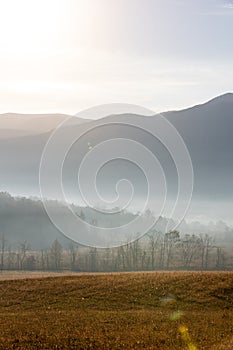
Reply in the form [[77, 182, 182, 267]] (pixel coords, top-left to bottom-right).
[[0, 272, 232, 349]]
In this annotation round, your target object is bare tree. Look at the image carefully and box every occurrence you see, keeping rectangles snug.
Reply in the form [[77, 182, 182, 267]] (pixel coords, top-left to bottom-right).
[[164, 230, 180, 269], [147, 230, 163, 270], [129, 239, 142, 270], [68, 244, 79, 271], [7, 245, 15, 270], [50, 239, 63, 270], [199, 234, 214, 270], [25, 255, 36, 270], [213, 246, 225, 270], [17, 241, 30, 270], [40, 249, 46, 270], [0, 233, 6, 270], [116, 245, 127, 270], [88, 247, 98, 271], [179, 234, 200, 268]]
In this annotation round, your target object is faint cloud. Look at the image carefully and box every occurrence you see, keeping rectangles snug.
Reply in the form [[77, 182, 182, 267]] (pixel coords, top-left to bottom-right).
[[220, 1, 233, 9], [222, 4, 233, 9], [201, 0, 233, 15]]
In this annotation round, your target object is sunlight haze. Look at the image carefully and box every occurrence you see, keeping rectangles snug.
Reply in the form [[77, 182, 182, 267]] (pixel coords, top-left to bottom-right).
[[0, 0, 232, 115]]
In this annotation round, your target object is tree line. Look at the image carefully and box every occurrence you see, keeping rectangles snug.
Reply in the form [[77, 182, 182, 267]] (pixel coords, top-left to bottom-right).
[[0, 230, 232, 272]]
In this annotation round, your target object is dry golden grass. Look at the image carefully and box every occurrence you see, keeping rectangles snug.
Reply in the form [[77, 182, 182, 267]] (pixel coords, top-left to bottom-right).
[[0, 271, 81, 281], [0, 272, 232, 349]]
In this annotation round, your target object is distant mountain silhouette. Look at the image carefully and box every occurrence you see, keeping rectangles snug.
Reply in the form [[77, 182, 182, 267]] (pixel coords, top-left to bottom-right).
[[0, 192, 231, 248], [0, 93, 232, 205], [0, 113, 90, 137], [165, 93, 233, 199]]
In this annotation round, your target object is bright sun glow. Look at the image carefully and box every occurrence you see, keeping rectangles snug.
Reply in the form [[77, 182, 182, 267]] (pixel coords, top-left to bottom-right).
[[0, 0, 63, 53]]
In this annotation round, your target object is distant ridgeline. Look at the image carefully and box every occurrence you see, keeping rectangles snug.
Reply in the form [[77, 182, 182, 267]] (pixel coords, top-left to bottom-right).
[[0, 192, 135, 249], [0, 192, 232, 250]]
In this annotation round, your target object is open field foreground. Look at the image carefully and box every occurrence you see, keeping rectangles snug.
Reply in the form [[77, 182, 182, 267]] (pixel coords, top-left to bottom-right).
[[0, 272, 233, 349]]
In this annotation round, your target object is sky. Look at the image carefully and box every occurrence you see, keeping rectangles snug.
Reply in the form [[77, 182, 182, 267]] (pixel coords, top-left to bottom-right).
[[0, 0, 233, 115]]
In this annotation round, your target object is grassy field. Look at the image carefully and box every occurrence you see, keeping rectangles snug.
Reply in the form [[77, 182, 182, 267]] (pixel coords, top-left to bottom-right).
[[0, 272, 232, 349]]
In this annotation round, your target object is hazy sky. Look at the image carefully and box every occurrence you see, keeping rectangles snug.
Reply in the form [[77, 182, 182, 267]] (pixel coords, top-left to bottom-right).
[[0, 0, 233, 115]]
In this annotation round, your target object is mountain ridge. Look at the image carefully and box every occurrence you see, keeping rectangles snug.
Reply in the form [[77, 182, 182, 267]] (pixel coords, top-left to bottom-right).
[[0, 93, 232, 222], [163, 92, 233, 116]]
